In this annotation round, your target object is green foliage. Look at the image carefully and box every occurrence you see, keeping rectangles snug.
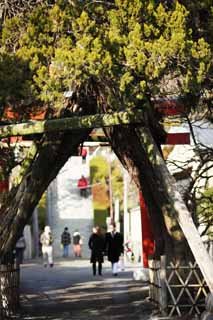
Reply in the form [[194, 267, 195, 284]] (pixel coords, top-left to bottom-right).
[[90, 155, 108, 184], [37, 192, 47, 231], [90, 153, 123, 203], [0, 1, 211, 113], [111, 159, 123, 201], [90, 155, 109, 227], [90, 153, 124, 220], [196, 187, 213, 237], [0, 53, 33, 109], [0, 145, 15, 179], [94, 208, 108, 231]]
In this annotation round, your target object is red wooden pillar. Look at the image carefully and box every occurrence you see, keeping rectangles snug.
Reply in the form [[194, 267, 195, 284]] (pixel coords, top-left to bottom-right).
[[139, 191, 155, 268], [139, 99, 190, 267], [0, 179, 9, 192], [0, 158, 9, 193]]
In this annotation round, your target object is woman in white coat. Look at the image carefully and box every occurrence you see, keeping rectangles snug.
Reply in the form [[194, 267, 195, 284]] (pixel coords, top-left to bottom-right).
[[40, 226, 54, 267]]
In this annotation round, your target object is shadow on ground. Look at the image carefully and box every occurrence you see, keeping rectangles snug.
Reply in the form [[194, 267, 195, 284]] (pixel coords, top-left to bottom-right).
[[15, 259, 155, 320]]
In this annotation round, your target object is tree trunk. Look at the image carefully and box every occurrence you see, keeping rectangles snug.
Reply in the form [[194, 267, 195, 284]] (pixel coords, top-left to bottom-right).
[[1, 108, 213, 291], [104, 125, 175, 259], [0, 109, 143, 256], [0, 128, 92, 256], [104, 124, 213, 292]]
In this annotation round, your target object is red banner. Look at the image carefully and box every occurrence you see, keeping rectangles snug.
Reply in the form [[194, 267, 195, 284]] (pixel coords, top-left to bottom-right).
[[139, 191, 155, 268]]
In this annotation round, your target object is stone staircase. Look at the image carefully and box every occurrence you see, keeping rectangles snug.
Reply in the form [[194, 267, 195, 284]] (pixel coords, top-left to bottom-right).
[[47, 152, 94, 258]]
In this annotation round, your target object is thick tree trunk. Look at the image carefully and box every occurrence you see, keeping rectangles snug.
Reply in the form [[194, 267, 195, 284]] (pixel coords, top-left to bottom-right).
[[1, 108, 213, 291], [104, 125, 175, 259], [0, 109, 143, 256], [137, 126, 213, 292], [0, 128, 92, 257], [104, 124, 213, 292]]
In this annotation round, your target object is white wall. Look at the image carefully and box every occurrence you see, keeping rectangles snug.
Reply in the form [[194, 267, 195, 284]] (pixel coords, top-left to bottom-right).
[[129, 206, 142, 263], [47, 154, 94, 258]]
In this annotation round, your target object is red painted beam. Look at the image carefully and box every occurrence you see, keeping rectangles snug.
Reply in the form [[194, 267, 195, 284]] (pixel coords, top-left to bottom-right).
[[154, 99, 185, 116], [165, 132, 190, 145], [2, 99, 184, 121], [1, 107, 46, 121], [139, 191, 155, 268]]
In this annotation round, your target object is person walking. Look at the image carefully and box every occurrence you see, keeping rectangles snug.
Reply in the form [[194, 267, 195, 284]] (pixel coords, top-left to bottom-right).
[[73, 230, 82, 258], [40, 226, 54, 267], [81, 147, 87, 164], [88, 226, 105, 276], [105, 222, 123, 276], [61, 227, 71, 258], [77, 175, 88, 198], [15, 234, 26, 265]]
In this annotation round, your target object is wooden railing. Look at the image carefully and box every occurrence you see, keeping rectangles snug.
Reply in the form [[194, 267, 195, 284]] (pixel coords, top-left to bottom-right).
[[148, 256, 209, 318]]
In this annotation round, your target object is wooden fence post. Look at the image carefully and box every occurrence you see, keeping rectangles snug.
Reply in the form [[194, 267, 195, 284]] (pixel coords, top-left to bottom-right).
[[0, 263, 20, 318], [159, 255, 167, 316], [148, 257, 155, 303], [148, 257, 162, 308], [201, 293, 213, 320]]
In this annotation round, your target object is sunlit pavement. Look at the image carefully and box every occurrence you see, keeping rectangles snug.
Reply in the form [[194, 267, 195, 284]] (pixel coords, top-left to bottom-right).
[[16, 258, 155, 320]]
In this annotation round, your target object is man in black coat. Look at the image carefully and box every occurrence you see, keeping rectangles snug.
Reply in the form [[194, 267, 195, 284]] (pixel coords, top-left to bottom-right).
[[88, 226, 105, 276], [105, 222, 124, 276]]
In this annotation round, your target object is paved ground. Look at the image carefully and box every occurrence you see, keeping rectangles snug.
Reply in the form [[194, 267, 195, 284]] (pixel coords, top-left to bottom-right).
[[16, 258, 156, 320]]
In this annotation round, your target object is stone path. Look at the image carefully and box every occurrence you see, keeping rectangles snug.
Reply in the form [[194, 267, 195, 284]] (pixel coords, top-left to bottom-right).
[[15, 259, 155, 320]]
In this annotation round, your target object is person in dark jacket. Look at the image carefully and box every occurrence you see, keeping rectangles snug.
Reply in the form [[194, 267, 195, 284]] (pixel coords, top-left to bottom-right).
[[88, 226, 105, 276], [105, 222, 123, 276], [61, 227, 71, 257]]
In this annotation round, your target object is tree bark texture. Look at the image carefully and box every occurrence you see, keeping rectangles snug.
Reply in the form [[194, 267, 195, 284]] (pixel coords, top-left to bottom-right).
[[0, 110, 144, 138], [137, 126, 213, 292], [0, 128, 92, 257], [1, 108, 213, 291], [0, 109, 143, 256], [104, 125, 213, 292], [104, 125, 177, 259]]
